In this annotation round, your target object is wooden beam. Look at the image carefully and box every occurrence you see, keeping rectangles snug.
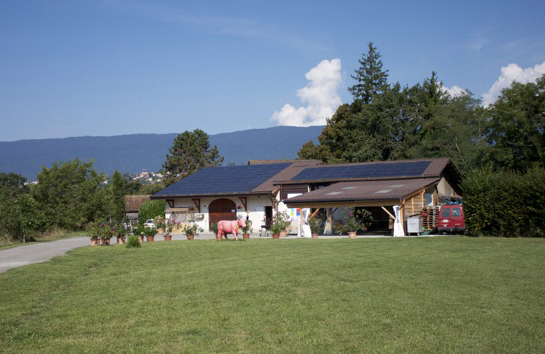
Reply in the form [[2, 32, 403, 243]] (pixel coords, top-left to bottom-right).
[[268, 188, 280, 210], [166, 199, 175, 208], [308, 208, 320, 221], [381, 206, 395, 220], [238, 197, 248, 212], [191, 198, 201, 213]]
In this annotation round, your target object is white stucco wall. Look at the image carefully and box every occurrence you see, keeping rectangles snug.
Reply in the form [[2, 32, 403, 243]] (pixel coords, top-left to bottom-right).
[[166, 195, 272, 235]]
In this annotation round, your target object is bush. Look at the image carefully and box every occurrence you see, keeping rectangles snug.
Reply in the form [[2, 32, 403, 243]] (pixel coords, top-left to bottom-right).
[[126, 235, 141, 248], [462, 167, 545, 237], [138, 200, 166, 225]]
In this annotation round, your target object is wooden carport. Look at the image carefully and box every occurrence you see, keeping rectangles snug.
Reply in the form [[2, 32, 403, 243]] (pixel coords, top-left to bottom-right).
[[284, 178, 440, 236]]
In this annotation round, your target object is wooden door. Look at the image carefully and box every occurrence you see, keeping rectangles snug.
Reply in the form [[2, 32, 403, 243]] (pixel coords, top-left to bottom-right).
[[209, 198, 237, 228]]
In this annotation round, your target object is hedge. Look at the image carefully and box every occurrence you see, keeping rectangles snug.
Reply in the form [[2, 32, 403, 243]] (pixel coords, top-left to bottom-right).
[[461, 167, 545, 237]]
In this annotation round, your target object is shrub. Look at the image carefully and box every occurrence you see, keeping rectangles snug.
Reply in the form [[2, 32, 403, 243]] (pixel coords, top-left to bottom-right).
[[462, 167, 545, 237], [137, 200, 166, 225], [126, 235, 141, 248]]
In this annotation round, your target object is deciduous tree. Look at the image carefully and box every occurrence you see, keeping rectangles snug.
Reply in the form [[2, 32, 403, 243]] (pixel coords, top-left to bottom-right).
[[32, 159, 106, 230], [163, 129, 223, 186], [483, 74, 545, 171]]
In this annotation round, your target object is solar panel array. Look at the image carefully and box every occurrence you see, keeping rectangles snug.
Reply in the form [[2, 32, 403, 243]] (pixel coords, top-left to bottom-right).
[[154, 163, 291, 197], [291, 161, 431, 181]]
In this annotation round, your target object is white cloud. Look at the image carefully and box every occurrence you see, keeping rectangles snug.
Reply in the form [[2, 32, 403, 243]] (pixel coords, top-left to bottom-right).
[[272, 59, 342, 127], [482, 61, 545, 106], [441, 84, 467, 97]]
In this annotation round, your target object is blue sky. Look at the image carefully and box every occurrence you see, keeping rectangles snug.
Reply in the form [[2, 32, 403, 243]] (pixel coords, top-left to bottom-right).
[[1, 0, 544, 142]]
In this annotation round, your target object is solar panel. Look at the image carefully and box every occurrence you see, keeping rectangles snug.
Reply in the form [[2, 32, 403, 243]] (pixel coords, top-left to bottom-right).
[[154, 163, 291, 197], [290, 161, 431, 181]]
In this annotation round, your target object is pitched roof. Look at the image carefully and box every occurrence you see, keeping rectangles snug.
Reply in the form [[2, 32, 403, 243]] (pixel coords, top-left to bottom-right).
[[283, 158, 456, 184], [251, 160, 321, 193], [248, 159, 300, 165], [152, 163, 292, 198], [124, 195, 151, 212], [285, 178, 439, 206]]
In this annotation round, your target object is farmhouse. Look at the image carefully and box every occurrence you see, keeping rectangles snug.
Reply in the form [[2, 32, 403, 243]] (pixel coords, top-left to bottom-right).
[[151, 158, 461, 236], [151, 160, 320, 234]]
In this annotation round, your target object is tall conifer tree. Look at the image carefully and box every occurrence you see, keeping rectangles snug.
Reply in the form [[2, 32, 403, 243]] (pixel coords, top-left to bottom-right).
[[348, 42, 389, 105]]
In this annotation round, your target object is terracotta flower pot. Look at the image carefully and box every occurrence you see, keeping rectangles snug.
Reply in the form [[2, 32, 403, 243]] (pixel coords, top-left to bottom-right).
[[272, 233, 279, 239], [164, 234, 172, 241], [138, 235, 144, 243], [348, 232, 357, 239], [117, 236, 125, 244], [146, 235, 154, 242], [243, 233, 250, 239], [311, 233, 318, 239], [280, 230, 287, 237], [102, 238, 110, 245], [187, 234, 194, 240], [90, 237, 99, 246], [157, 228, 164, 235]]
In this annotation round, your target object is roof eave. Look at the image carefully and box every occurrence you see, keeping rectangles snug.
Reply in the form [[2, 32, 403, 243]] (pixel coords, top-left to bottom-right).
[[279, 175, 440, 185], [151, 191, 271, 199]]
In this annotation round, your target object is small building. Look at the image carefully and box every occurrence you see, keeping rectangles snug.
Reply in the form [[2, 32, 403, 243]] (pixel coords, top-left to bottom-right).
[[124, 195, 151, 221], [151, 158, 462, 236]]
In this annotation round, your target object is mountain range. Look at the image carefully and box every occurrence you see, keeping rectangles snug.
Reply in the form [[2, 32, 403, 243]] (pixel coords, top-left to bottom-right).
[[0, 126, 324, 180]]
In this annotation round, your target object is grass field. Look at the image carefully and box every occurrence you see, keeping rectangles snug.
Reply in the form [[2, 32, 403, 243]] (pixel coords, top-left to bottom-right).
[[1, 237, 544, 353]]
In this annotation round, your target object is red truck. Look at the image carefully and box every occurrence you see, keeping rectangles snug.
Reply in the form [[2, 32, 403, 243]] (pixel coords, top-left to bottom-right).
[[438, 204, 465, 233]]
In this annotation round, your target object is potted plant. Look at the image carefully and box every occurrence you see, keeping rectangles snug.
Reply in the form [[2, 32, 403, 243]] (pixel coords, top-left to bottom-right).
[[241, 220, 252, 239], [116, 222, 127, 244], [275, 211, 291, 237], [144, 225, 157, 242], [134, 224, 146, 243], [99, 222, 111, 245], [86, 221, 100, 246], [164, 219, 177, 241], [270, 220, 283, 239], [183, 222, 202, 240], [209, 222, 218, 237], [309, 217, 322, 239], [337, 207, 373, 238], [154, 216, 166, 235]]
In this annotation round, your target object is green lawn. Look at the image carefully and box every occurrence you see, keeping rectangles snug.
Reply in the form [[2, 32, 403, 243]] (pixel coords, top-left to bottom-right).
[[1, 237, 544, 353]]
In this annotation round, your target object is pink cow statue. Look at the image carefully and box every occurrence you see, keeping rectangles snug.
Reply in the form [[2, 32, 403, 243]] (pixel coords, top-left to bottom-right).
[[217, 218, 246, 241]]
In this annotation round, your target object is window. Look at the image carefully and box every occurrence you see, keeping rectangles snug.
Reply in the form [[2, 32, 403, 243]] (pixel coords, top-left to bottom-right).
[[452, 208, 461, 217], [442, 208, 451, 217]]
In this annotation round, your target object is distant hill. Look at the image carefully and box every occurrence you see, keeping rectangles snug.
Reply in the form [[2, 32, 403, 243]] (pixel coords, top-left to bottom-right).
[[0, 126, 324, 180]]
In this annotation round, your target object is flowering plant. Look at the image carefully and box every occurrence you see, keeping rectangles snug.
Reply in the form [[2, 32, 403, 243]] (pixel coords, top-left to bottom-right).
[[153, 216, 166, 229], [335, 207, 372, 234], [165, 218, 177, 234], [270, 219, 284, 235], [99, 222, 112, 240], [183, 221, 203, 236], [275, 211, 291, 231]]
